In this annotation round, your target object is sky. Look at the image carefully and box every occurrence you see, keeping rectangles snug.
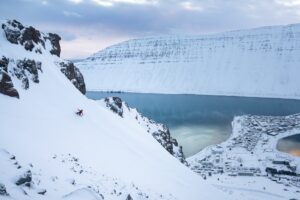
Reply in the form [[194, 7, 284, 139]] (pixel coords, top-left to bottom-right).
[[1, 0, 300, 59]]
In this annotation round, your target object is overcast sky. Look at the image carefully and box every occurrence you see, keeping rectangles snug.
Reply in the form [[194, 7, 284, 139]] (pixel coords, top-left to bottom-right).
[[1, 0, 300, 59]]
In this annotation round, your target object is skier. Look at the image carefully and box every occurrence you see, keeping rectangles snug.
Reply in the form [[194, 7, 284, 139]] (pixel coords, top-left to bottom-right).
[[76, 109, 83, 116]]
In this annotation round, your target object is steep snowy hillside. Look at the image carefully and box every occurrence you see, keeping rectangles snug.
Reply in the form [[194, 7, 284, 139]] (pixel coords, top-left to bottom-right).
[[0, 20, 232, 200], [99, 97, 188, 165], [76, 23, 300, 99]]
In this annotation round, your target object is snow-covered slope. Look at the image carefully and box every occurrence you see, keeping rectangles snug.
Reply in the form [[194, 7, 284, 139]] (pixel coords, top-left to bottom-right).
[[76, 23, 300, 99], [0, 20, 230, 200], [99, 97, 188, 165]]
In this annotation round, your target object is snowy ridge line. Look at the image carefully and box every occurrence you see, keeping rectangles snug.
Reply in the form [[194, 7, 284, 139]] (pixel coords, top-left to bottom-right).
[[76, 22, 300, 99]]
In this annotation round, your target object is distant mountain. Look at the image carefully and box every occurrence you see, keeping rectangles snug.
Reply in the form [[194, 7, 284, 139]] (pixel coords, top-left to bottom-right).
[[76, 23, 300, 99]]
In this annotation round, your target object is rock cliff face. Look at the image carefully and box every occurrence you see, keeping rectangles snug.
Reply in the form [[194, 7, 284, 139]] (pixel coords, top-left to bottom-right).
[[0, 57, 19, 98], [102, 97, 188, 165], [76, 23, 300, 99], [0, 20, 85, 97], [59, 62, 86, 94], [2, 19, 60, 55]]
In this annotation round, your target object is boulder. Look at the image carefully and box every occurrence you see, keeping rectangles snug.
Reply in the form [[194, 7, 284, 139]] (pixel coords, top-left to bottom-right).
[[37, 189, 47, 195], [0, 183, 9, 196], [15, 170, 32, 186], [126, 194, 133, 200]]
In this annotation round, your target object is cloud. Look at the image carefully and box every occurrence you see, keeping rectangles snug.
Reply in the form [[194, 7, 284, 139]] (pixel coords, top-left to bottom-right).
[[180, 1, 204, 11], [63, 10, 82, 18], [91, 0, 113, 7], [1, 0, 300, 59], [68, 0, 83, 4], [275, 0, 300, 7], [69, 0, 158, 7], [60, 34, 130, 59]]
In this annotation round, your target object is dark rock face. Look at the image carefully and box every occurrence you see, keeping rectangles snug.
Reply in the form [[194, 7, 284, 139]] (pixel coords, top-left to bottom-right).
[[2, 20, 23, 44], [2, 20, 61, 57], [153, 126, 187, 165], [0, 56, 42, 98], [126, 194, 133, 200], [17, 59, 42, 84], [0, 57, 19, 98], [47, 33, 61, 57], [15, 170, 32, 186], [37, 189, 47, 195], [14, 59, 42, 90], [59, 62, 86, 94], [0, 20, 87, 98], [104, 97, 123, 117], [20, 26, 44, 52], [0, 183, 9, 196]]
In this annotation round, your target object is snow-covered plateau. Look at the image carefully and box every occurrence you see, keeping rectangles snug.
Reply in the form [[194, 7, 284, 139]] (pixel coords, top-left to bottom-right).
[[76, 23, 300, 99], [1, 19, 300, 200]]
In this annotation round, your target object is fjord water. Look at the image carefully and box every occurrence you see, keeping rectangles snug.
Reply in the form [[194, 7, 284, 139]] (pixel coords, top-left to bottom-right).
[[87, 92, 300, 157], [277, 134, 300, 157]]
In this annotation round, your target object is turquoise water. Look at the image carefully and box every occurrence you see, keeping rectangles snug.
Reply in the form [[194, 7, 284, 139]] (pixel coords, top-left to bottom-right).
[[87, 92, 300, 157]]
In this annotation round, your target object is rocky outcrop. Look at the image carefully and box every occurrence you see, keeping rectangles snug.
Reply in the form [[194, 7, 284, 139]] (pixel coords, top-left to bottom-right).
[[0, 57, 19, 98], [0, 183, 9, 196], [126, 194, 133, 200], [16, 59, 42, 87], [59, 62, 86, 94], [152, 126, 187, 165], [2, 19, 61, 56], [37, 189, 47, 195], [15, 170, 32, 187], [20, 26, 44, 52], [0, 20, 86, 98], [102, 97, 188, 165], [0, 56, 43, 98], [104, 97, 123, 117], [47, 33, 61, 57]]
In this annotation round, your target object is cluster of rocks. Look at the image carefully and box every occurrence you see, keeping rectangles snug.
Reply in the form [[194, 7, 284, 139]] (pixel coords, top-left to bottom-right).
[[15, 59, 42, 89], [103, 97, 188, 165], [152, 125, 187, 165], [59, 62, 86, 94], [0, 19, 87, 98], [15, 170, 32, 187], [0, 56, 19, 98], [104, 97, 124, 117], [2, 19, 61, 56], [0, 183, 9, 196], [0, 150, 49, 198], [0, 56, 43, 97]]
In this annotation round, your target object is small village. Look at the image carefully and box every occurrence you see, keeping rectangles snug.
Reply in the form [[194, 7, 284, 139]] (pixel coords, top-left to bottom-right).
[[189, 114, 300, 189]]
